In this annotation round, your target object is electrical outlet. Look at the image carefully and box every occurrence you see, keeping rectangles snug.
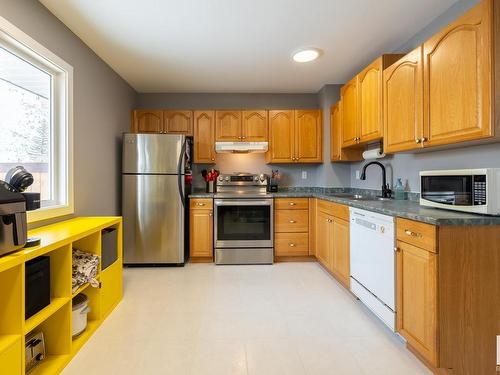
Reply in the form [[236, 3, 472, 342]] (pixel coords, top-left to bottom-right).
[[356, 170, 361, 179], [301, 171, 307, 179]]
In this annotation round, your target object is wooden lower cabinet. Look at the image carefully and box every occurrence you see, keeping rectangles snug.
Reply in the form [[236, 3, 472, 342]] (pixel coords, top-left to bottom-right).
[[396, 240, 438, 367], [189, 199, 213, 260], [315, 209, 333, 268], [314, 200, 350, 288], [331, 218, 350, 287], [274, 198, 309, 258]]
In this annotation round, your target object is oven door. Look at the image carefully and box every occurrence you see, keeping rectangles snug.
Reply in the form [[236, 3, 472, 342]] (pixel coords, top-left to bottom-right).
[[214, 199, 273, 248]]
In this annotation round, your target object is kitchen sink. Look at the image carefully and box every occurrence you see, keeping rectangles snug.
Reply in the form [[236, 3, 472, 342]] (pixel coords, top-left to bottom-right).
[[330, 193, 392, 202]]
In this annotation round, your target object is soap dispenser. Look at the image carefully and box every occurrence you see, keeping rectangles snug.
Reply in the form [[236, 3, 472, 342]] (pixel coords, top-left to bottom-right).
[[394, 178, 406, 200]]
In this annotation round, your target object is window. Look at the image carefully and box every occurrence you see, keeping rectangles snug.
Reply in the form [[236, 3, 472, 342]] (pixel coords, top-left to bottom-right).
[[0, 17, 73, 222]]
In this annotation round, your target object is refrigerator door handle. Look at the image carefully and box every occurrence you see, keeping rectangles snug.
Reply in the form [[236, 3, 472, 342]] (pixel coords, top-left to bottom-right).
[[177, 139, 187, 207]]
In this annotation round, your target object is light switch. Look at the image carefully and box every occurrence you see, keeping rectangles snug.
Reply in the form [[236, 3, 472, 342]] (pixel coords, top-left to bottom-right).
[[301, 171, 307, 179], [356, 170, 361, 179]]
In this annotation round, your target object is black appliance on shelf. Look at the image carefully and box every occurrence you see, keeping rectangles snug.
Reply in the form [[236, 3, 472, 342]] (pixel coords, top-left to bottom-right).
[[0, 183, 27, 256], [25, 256, 50, 319], [101, 227, 118, 270]]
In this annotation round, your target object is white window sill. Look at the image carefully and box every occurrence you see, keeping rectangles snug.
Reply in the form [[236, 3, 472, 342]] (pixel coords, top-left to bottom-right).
[[27, 205, 74, 224]]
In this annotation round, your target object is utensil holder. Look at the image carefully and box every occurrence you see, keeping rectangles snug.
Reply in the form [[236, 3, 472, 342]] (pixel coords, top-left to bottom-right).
[[206, 181, 215, 193]]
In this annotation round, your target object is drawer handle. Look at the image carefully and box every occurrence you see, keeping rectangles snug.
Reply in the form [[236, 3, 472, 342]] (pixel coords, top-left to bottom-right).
[[196, 203, 206, 206], [289, 202, 296, 206], [326, 218, 333, 223], [288, 243, 296, 247], [289, 220, 296, 223], [405, 229, 422, 238]]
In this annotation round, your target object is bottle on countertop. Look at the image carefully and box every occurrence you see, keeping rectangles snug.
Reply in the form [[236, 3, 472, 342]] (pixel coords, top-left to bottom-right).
[[393, 178, 406, 200]]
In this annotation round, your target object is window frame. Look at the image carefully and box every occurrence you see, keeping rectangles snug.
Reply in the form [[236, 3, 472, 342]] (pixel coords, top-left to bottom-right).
[[0, 16, 74, 223]]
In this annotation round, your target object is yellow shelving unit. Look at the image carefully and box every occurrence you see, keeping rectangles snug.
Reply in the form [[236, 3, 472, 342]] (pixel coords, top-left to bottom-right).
[[0, 217, 122, 375]]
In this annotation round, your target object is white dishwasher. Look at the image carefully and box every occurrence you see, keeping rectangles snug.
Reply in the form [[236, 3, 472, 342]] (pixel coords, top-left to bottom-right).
[[349, 207, 396, 331]]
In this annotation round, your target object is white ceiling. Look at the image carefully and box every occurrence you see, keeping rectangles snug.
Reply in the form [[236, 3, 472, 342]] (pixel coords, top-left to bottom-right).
[[40, 0, 458, 93]]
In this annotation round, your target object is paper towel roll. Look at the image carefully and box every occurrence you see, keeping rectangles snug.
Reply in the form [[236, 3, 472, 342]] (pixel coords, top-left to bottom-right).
[[362, 148, 386, 160]]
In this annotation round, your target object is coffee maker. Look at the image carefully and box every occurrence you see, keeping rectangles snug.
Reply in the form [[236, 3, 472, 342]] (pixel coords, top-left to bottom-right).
[[0, 184, 27, 256], [0, 166, 41, 256]]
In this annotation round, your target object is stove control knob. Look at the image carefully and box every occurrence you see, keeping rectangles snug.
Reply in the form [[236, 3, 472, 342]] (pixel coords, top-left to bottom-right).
[[254, 176, 259, 182], [259, 174, 266, 182], [224, 176, 230, 182], [218, 176, 223, 182]]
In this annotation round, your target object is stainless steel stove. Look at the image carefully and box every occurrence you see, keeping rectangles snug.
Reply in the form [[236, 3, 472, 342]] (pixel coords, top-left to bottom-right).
[[214, 173, 273, 265]]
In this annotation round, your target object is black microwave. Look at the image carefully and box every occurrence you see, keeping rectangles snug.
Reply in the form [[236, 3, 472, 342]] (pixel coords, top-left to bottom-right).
[[419, 169, 500, 215]]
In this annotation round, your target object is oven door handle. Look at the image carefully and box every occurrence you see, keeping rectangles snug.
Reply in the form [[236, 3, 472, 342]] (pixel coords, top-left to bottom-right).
[[214, 199, 273, 206]]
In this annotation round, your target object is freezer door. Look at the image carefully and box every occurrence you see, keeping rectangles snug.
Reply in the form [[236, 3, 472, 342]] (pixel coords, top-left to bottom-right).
[[123, 174, 184, 264], [123, 133, 185, 174]]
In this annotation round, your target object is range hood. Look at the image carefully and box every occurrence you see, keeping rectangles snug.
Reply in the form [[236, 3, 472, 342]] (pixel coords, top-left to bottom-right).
[[215, 141, 268, 153]]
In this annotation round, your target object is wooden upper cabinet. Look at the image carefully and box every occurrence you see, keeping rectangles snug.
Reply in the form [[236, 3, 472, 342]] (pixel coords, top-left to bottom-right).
[[423, 0, 492, 147], [295, 110, 322, 163], [266, 110, 295, 163], [383, 47, 424, 153], [215, 111, 242, 141], [341, 77, 359, 147], [396, 240, 439, 367], [242, 110, 268, 141], [331, 103, 363, 162], [358, 58, 383, 143], [131, 110, 163, 133], [163, 110, 193, 135], [193, 111, 216, 163]]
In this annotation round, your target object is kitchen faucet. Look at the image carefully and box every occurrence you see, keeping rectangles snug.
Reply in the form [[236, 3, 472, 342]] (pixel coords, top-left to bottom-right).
[[360, 161, 392, 198]]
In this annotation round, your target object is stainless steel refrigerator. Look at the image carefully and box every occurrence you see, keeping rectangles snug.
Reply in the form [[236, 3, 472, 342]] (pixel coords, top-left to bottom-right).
[[122, 133, 187, 265]]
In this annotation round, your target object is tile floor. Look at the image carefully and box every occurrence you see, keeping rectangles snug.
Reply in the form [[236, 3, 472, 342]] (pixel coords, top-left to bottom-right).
[[63, 262, 432, 375]]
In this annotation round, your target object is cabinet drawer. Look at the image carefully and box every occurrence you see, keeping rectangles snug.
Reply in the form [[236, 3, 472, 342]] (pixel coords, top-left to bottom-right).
[[275, 233, 309, 256], [275, 198, 309, 210], [275, 210, 309, 232], [190, 198, 213, 209], [396, 218, 437, 253], [317, 199, 349, 221]]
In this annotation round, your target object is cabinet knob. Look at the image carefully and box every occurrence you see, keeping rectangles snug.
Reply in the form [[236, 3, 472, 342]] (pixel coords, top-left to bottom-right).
[[415, 138, 421, 144], [289, 202, 296, 206], [404, 229, 422, 238], [241, 136, 246, 139], [421, 137, 427, 143], [209, 211, 213, 217], [288, 243, 296, 247], [394, 247, 400, 252], [211, 157, 215, 161], [289, 220, 296, 223]]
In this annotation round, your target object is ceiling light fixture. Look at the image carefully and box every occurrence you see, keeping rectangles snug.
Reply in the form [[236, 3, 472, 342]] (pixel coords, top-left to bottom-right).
[[292, 48, 322, 63]]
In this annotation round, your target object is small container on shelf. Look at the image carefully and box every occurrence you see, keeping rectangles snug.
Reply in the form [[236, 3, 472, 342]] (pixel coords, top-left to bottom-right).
[[393, 178, 407, 200], [201, 168, 219, 193]]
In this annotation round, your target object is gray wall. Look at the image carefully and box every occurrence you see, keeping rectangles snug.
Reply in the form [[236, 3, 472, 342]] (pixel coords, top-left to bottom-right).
[[349, 0, 497, 193], [0, 0, 137, 222], [138, 93, 327, 188]]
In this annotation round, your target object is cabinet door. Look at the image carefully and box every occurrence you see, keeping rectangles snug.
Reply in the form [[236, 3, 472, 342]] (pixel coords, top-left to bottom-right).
[[266, 110, 295, 163], [423, 1, 492, 148], [341, 77, 359, 147], [193, 111, 216, 163], [164, 110, 193, 135], [331, 218, 350, 287], [190, 208, 213, 258], [315, 210, 332, 270], [242, 110, 268, 141], [131, 110, 163, 133], [358, 58, 383, 143], [396, 241, 438, 367], [384, 47, 424, 153], [295, 110, 322, 163], [331, 103, 363, 162], [215, 111, 242, 141]]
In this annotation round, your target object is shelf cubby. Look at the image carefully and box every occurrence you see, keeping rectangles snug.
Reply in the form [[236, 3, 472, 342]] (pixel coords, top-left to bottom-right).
[[0, 217, 122, 374], [26, 301, 71, 375]]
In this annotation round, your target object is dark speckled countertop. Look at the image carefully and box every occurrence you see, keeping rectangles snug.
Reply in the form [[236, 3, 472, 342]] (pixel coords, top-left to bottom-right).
[[188, 187, 500, 226]]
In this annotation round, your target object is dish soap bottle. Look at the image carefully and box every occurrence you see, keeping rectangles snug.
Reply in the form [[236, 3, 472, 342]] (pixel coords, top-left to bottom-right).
[[394, 178, 406, 200]]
